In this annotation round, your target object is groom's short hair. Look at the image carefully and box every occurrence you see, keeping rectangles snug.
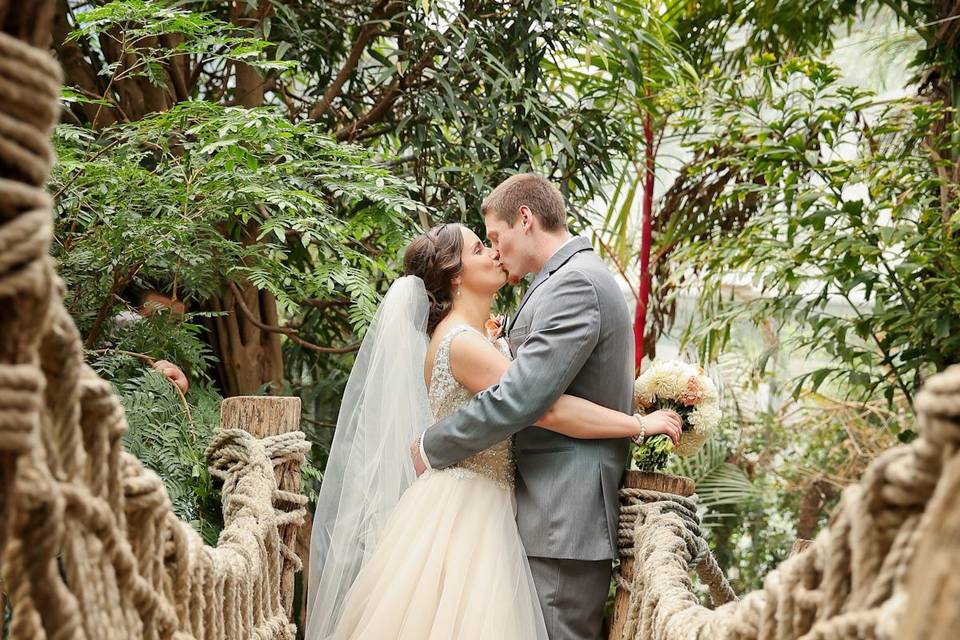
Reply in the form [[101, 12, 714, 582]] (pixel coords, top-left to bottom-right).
[[482, 173, 566, 232]]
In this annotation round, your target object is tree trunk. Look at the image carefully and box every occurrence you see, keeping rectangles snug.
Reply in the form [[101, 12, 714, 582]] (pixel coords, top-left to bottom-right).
[[296, 510, 313, 633], [205, 282, 284, 396], [796, 477, 838, 541], [200, 2, 283, 397], [0, 0, 54, 47], [52, 0, 117, 127], [231, 0, 270, 109]]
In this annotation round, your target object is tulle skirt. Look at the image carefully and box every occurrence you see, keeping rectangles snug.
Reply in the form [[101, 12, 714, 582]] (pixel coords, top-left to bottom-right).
[[331, 467, 548, 640]]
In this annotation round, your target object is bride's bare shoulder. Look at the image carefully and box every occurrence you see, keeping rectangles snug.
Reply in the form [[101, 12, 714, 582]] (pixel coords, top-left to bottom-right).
[[447, 330, 508, 395]]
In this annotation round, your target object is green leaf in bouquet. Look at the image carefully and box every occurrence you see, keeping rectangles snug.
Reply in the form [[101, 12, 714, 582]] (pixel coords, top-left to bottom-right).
[[632, 434, 674, 473]]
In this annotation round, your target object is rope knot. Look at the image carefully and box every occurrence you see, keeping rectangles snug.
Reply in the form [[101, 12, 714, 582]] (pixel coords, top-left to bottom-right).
[[0, 363, 42, 453]]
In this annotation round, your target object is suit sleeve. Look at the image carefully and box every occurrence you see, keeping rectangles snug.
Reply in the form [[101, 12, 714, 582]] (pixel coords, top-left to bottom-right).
[[421, 269, 601, 469]]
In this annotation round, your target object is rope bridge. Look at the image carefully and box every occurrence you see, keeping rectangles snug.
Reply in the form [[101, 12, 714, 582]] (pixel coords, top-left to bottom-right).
[[3, 3, 960, 639], [0, 8, 310, 639], [611, 364, 960, 640]]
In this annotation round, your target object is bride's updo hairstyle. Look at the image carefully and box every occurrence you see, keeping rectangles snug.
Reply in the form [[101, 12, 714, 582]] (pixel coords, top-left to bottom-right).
[[403, 222, 464, 334]]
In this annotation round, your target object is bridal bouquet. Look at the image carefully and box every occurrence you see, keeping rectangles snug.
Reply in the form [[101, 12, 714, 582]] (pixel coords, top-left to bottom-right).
[[633, 359, 721, 472]]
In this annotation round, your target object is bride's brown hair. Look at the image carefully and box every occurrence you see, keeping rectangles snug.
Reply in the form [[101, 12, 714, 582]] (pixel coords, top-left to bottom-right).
[[403, 222, 464, 334]]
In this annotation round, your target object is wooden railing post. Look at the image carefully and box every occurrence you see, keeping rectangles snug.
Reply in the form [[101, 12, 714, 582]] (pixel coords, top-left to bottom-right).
[[220, 396, 304, 620], [609, 470, 696, 640]]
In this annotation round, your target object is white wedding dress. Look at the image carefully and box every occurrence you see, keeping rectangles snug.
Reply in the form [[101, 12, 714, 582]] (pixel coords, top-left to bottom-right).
[[329, 325, 548, 639]]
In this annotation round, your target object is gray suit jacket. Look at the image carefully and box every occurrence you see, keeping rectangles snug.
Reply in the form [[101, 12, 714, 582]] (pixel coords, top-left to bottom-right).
[[421, 237, 634, 560]]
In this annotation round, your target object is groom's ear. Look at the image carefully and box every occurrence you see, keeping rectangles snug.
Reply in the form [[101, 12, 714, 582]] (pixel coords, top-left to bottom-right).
[[518, 205, 534, 232]]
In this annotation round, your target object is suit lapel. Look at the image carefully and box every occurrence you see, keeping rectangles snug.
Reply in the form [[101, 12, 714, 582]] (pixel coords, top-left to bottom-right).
[[507, 237, 593, 334], [507, 272, 550, 334]]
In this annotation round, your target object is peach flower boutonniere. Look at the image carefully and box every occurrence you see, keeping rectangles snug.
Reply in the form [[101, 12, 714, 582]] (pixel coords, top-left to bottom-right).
[[484, 314, 505, 341]]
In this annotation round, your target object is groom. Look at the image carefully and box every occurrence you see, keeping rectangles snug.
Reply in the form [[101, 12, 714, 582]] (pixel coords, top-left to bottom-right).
[[412, 173, 642, 639]]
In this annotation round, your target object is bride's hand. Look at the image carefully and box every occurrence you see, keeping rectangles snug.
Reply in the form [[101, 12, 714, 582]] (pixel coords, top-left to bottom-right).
[[636, 410, 682, 445], [410, 436, 427, 477]]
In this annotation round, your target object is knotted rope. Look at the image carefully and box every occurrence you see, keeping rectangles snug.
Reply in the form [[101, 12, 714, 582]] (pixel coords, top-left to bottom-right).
[[615, 487, 737, 639], [0, 25, 310, 639], [616, 364, 960, 640]]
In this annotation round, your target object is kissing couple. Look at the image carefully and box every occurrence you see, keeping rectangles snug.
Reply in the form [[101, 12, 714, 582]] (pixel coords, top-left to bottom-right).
[[305, 174, 682, 640]]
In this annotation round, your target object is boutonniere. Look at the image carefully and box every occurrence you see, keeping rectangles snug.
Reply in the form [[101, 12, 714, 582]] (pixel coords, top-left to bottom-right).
[[484, 314, 505, 340]]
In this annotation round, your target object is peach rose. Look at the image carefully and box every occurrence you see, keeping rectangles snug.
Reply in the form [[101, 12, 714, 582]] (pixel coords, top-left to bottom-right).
[[484, 314, 505, 340], [677, 376, 705, 407]]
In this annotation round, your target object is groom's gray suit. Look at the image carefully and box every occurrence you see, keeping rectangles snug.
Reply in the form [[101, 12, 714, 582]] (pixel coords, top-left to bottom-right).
[[421, 236, 634, 639]]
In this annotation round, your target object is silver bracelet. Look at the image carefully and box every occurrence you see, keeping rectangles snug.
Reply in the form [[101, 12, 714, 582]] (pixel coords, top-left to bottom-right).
[[633, 413, 646, 441]]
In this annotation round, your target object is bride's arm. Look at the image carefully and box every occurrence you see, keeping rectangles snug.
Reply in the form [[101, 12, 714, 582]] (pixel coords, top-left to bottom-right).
[[449, 332, 680, 443]]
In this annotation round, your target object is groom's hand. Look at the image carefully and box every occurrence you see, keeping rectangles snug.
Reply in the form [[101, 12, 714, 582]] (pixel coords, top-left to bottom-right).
[[410, 437, 427, 477]]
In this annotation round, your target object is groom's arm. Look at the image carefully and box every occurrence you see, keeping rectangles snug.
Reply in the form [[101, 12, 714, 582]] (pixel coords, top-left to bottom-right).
[[420, 269, 601, 470]]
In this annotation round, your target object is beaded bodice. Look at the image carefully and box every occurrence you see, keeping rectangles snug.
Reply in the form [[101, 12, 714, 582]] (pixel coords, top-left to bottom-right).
[[427, 325, 514, 490]]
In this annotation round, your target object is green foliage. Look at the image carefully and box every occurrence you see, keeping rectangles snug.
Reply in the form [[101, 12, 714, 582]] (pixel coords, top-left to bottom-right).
[[265, 0, 651, 223], [53, 101, 420, 339], [113, 368, 223, 543], [668, 438, 760, 521], [571, 1, 702, 269], [633, 434, 674, 472], [667, 57, 960, 409], [671, 0, 865, 71], [108, 360, 325, 540], [50, 1, 412, 543], [66, 0, 291, 98]]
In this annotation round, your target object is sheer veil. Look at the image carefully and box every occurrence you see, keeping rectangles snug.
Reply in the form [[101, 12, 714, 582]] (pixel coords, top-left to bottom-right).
[[305, 276, 433, 638]]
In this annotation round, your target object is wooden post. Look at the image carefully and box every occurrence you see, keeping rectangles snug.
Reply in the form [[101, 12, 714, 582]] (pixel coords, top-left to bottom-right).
[[220, 396, 303, 621], [609, 471, 696, 640]]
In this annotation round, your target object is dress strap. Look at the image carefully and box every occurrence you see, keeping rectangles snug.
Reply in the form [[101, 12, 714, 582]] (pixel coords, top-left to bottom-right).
[[436, 324, 481, 365]]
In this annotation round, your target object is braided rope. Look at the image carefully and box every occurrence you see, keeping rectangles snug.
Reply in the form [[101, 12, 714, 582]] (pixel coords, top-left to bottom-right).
[[615, 488, 737, 639], [0, 28, 307, 639]]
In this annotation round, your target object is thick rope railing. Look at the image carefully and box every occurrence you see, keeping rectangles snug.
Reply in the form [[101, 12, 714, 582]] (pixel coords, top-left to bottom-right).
[[0, 20, 310, 639], [615, 486, 738, 637], [616, 363, 960, 640]]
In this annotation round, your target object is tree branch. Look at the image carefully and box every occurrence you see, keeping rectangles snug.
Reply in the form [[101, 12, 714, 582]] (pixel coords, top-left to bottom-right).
[[333, 4, 478, 141], [308, 0, 396, 121], [302, 297, 351, 311], [227, 281, 360, 354], [84, 261, 143, 349]]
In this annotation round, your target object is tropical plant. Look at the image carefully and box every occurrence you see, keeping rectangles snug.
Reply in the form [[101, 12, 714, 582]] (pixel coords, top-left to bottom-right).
[[54, 101, 417, 333], [54, 0, 661, 400], [666, 58, 960, 409], [554, 0, 699, 367], [113, 369, 224, 544], [52, 0, 679, 542], [668, 438, 760, 522]]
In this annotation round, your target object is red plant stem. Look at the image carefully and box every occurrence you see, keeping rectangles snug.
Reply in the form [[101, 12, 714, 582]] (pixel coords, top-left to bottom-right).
[[634, 109, 655, 374]]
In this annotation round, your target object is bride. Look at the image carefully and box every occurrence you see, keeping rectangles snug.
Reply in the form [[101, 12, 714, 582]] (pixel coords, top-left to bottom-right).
[[305, 222, 681, 639]]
